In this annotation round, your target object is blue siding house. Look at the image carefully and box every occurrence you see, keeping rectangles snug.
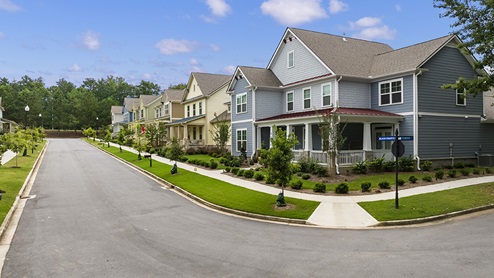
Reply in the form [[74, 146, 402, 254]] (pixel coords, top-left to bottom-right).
[[228, 27, 494, 168]]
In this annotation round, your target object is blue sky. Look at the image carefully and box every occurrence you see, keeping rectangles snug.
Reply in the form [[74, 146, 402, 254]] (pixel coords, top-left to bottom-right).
[[0, 0, 456, 88]]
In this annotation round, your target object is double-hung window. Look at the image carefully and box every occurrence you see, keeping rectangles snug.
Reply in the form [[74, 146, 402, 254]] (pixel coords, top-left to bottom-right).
[[236, 129, 247, 152], [164, 104, 169, 115], [187, 105, 190, 117], [193, 104, 196, 116], [322, 83, 331, 107], [287, 91, 294, 112], [456, 89, 466, 106], [199, 102, 203, 114], [236, 93, 247, 114], [379, 79, 403, 106], [287, 50, 294, 68], [303, 87, 311, 109]]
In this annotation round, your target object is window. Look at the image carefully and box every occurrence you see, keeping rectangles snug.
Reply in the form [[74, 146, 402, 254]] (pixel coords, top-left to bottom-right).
[[227, 104, 231, 113], [236, 129, 247, 152], [187, 105, 190, 117], [236, 93, 247, 114], [199, 102, 203, 114], [140, 109, 144, 118], [286, 91, 294, 112], [199, 127, 203, 140], [193, 127, 197, 140], [155, 108, 159, 119], [456, 89, 466, 106], [303, 87, 311, 109], [164, 104, 169, 115], [322, 83, 331, 107], [193, 104, 196, 116], [379, 79, 403, 106], [287, 50, 294, 68]]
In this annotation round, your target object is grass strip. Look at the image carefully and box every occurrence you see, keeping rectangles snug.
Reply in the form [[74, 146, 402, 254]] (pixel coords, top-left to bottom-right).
[[359, 183, 494, 221], [94, 141, 319, 220], [0, 141, 46, 224]]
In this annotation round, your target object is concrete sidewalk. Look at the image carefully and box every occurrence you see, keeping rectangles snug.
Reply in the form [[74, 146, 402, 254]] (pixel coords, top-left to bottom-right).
[[107, 142, 494, 228], [1, 150, 16, 166]]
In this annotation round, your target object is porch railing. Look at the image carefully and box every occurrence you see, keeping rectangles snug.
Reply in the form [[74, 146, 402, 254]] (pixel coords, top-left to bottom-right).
[[338, 150, 365, 165]]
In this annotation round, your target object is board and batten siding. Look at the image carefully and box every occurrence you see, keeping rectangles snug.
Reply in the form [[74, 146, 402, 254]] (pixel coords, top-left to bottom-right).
[[255, 90, 283, 120], [418, 116, 494, 159], [339, 81, 371, 108], [231, 78, 253, 122], [269, 38, 330, 85], [418, 46, 481, 114], [370, 75, 413, 113]]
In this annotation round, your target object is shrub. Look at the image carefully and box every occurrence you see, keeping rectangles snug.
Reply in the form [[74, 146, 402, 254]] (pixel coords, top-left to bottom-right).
[[301, 173, 311, 180], [378, 181, 391, 189], [473, 168, 480, 175], [180, 156, 189, 163], [231, 167, 240, 175], [361, 182, 372, 192], [368, 155, 385, 173], [383, 161, 396, 172], [224, 167, 231, 173], [296, 172, 303, 177], [420, 160, 432, 171], [408, 175, 418, 183], [313, 183, 326, 193], [254, 172, 264, 181], [453, 162, 465, 169], [265, 175, 276, 184], [210, 160, 219, 169], [298, 155, 320, 173], [314, 165, 328, 177], [486, 168, 493, 174], [399, 155, 415, 172], [243, 169, 255, 179], [435, 170, 444, 180], [397, 178, 406, 186], [465, 163, 476, 168], [422, 175, 433, 182], [352, 161, 367, 174], [290, 163, 302, 173], [460, 169, 470, 176], [289, 180, 303, 190], [448, 170, 457, 178], [237, 169, 245, 177], [335, 183, 349, 194]]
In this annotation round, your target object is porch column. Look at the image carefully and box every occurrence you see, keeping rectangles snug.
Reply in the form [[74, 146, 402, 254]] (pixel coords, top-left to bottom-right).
[[256, 126, 261, 151], [363, 122, 372, 151], [286, 124, 291, 138], [304, 123, 310, 152], [169, 126, 174, 139]]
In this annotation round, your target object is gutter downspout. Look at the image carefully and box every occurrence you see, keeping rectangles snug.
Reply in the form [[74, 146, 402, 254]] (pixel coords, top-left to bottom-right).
[[335, 76, 342, 175], [414, 70, 423, 170], [251, 87, 257, 159]]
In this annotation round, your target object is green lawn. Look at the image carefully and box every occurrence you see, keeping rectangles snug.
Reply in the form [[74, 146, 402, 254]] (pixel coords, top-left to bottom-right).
[[183, 154, 227, 170], [95, 141, 319, 220], [359, 183, 494, 221], [0, 141, 46, 224]]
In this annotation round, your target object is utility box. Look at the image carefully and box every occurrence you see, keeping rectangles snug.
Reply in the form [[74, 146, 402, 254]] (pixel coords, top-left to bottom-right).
[[479, 154, 494, 167]]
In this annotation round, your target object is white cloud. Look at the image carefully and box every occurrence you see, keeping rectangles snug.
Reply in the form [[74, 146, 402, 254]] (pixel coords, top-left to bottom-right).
[[67, 63, 82, 72], [80, 31, 100, 51], [260, 0, 327, 26], [210, 44, 221, 52], [205, 0, 231, 17], [142, 73, 152, 80], [353, 25, 396, 40], [222, 65, 236, 74], [189, 58, 203, 72], [350, 17, 382, 29], [155, 39, 198, 55], [329, 0, 348, 14], [0, 0, 21, 12]]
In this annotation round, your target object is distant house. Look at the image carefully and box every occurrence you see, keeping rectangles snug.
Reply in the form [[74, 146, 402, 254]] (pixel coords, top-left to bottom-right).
[[166, 72, 231, 147], [160, 89, 185, 137], [228, 27, 494, 168], [110, 105, 124, 136], [0, 97, 16, 133]]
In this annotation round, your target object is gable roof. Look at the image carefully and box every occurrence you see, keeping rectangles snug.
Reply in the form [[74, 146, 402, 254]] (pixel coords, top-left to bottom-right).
[[163, 89, 185, 103], [239, 66, 283, 88], [140, 94, 160, 106], [370, 35, 455, 77], [124, 97, 139, 112], [187, 72, 231, 99], [111, 106, 123, 114]]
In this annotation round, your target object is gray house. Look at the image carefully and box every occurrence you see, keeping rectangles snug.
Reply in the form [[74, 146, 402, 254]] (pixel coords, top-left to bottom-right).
[[228, 27, 494, 168]]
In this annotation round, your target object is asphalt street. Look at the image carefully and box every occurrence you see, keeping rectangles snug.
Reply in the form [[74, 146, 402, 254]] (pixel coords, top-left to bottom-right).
[[2, 139, 494, 277]]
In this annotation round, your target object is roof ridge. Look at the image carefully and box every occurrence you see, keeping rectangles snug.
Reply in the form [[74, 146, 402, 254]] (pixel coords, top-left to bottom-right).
[[376, 34, 454, 56], [289, 27, 392, 47]]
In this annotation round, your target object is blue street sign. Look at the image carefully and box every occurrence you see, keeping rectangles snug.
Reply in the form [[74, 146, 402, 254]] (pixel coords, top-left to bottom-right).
[[378, 136, 414, 141]]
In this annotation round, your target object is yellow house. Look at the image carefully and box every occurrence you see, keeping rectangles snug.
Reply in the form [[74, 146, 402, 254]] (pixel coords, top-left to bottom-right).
[[166, 72, 231, 147]]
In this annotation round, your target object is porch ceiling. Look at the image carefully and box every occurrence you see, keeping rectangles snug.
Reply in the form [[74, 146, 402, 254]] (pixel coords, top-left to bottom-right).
[[165, 115, 206, 126]]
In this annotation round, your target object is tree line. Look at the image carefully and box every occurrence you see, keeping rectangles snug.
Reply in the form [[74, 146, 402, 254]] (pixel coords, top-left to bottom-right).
[[0, 75, 172, 131]]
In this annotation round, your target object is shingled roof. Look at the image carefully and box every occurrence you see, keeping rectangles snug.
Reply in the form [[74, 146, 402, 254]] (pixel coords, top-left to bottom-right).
[[140, 94, 160, 106], [163, 89, 185, 102], [238, 66, 283, 88], [192, 72, 231, 97], [124, 97, 139, 112], [111, 106, 123, 114]]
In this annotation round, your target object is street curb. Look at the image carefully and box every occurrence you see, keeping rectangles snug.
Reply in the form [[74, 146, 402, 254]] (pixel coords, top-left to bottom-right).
[[375, 204, 494, 227], [87, 140, 307, 226], [0, 141, 48, 240]]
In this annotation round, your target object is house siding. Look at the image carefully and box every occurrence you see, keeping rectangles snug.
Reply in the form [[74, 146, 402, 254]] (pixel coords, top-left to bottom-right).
[[418, 115, 494, 159], [339, 81, 370, 108], [283, 79, 335, 113], [371, 75, 413, 113], [231, 78, 253, 122], [270, 38, 330, 85], [255, 90, 283, 120], [232, 122, 253, 157], [418, 46, 481, 114], [398, 115, 414, 158]]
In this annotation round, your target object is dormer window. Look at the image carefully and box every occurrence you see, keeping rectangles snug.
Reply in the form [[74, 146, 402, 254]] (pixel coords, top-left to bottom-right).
[[287, 50, 294, 68]]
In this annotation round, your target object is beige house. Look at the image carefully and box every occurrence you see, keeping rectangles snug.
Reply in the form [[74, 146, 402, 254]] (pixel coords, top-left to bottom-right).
[[166, 72, 231, 147], [0, 97, 16, 133]]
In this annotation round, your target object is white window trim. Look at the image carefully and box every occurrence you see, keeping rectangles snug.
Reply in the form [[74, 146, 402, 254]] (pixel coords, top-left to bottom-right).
[[286, 91, 294, 112], [187, 105, 190, 117], [236, 129, 247, 152], [456, 89, 466, 106], [287, 50, 294, 68], [378, 78, 404, 106], [321, 83, 332, 107], [193, 103, 196, 116], [236, 93, 247, 114], [199, 102, 203, 114], [303, 87, 311, 110]]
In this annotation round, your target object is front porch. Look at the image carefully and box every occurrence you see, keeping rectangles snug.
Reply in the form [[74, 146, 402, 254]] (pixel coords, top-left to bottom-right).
[[166, 115, 206, 148]]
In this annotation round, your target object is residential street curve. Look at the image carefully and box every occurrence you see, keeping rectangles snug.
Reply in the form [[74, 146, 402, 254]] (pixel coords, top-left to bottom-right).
[[2, 139, 494, 277]]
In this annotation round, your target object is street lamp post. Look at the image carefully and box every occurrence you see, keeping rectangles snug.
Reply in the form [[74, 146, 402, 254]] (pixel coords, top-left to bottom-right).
[[24, 105, 30, 130], [39, 113, 43, 128]]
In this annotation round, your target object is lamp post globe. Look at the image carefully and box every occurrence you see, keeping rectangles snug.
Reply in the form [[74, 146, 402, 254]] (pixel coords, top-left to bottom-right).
[[24, 105, 30, 129]]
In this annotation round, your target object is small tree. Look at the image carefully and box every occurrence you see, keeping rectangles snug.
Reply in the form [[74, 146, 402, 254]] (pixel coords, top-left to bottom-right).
[[210, 112, 231, 156], [145, 123, 159, 147], [166, 137, 184, 174], [115, 128, 126, 152], [2, 131, 27, 168], [133, 134, 149, 160], [264, 127, 298, 206], [104, 130, 112, 148], [317, 108, 347, 178]]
